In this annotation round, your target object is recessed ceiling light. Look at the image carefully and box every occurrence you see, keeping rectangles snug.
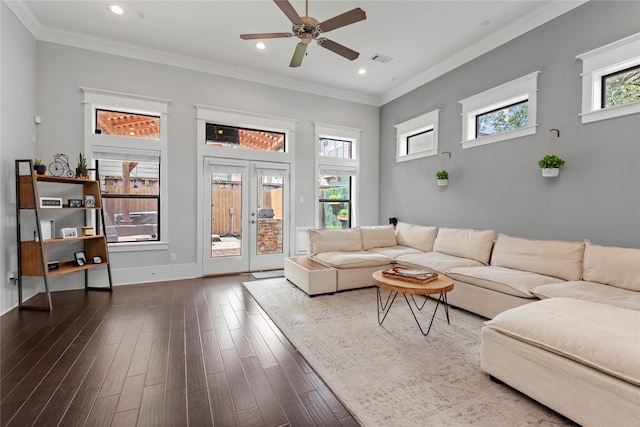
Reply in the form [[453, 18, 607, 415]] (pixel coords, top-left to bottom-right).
[[255, 42, 266, 50], [109, 5, 124, 15], [358, 68, 367, 75]]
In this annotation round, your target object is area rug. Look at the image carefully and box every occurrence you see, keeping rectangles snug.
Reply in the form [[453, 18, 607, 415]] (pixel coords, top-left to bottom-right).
[[243, 278, 575, 427]]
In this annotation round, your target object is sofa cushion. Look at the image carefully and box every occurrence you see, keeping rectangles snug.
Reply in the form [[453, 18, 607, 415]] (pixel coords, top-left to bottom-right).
[[531, 281, 640, 311], [448, 266, 563, 298], [360, 225, 397, 250], [485, 298, 640, 386], [433, 228, 494, 264], [395, 222, 438, 253], [312, 251, 392, 269], [490, 234, 584, 281], [367, 245, 423, 259], [583, 242, 640, 292], [396, 252, 483, 274], [308, 228, 362, 255]]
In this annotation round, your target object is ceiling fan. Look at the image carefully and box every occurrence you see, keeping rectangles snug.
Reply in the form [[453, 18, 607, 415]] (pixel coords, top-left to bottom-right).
[[240, 0, 366, 68]]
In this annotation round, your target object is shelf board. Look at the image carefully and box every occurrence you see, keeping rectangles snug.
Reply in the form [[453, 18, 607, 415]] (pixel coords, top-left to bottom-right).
[[40, 235, 105, 245], [35, 176, 96, 185], [47, 261, 107, 277]]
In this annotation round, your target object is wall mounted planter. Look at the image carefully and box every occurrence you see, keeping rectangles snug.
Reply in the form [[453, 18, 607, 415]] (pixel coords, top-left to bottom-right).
[[541, 168, 560, 177], [437, 179, 448, 186]]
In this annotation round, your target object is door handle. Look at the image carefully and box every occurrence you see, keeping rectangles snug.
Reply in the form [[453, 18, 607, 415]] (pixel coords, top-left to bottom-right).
[[251, 220, 256, 224]]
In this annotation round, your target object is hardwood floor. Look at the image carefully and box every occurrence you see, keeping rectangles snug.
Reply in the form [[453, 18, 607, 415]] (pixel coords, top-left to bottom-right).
[[0, 275, 359, 427]]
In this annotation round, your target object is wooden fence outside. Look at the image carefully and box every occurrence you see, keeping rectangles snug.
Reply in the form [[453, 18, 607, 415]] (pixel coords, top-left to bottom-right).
[[211, 188, 283, 236]]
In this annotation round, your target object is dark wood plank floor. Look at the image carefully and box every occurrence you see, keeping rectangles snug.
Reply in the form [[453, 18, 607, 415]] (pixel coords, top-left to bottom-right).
[[0, 275, 359, 427]]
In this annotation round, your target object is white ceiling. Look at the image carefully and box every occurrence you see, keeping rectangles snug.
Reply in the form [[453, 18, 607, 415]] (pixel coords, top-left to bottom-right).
[[8, 0, 585, 105]]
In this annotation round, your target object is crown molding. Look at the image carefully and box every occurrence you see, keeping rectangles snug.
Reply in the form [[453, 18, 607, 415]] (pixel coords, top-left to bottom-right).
[[379, 1, 588, 105]]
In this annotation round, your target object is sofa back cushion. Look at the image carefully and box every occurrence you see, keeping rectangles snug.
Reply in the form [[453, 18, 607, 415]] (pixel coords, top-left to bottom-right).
[[360, 225, 397, 250], [490, 234, 584, 281], [395, 222, 437, 252], [583, 241, 640, 291], [308, 228, 362, 255], [433, 228, 494, 264]]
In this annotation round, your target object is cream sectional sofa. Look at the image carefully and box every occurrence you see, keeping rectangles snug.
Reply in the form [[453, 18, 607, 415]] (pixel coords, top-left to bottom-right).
[[284, 223, 640, 426], [482, 241, 640, 426]]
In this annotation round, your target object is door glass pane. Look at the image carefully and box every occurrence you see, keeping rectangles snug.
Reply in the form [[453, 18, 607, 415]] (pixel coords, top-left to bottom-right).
[[210, 172, 242, 257], [256, 174, 283, 255]]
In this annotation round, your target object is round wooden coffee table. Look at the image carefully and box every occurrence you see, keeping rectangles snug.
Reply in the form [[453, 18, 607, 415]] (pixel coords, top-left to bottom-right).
[[372, 270, 454, 336]]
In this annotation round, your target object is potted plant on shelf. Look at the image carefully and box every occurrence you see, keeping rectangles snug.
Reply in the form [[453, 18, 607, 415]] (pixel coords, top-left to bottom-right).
[[538, 154, 565, 177], [76, 153, 88, 178], [337, 208, 349, 221], [33, 159, 46, 175], [436, 170, 449, 186]]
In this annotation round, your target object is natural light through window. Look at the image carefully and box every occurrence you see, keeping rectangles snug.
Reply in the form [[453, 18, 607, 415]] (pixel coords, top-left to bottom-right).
[[395, 109, 439, 162], [459, 72, 539, 149]]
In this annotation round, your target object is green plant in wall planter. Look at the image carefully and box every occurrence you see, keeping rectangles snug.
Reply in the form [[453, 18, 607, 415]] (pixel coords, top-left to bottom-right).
[[436, 170, 449, 186], [538, 154, 565, 177], [337, 208, 349, 220]]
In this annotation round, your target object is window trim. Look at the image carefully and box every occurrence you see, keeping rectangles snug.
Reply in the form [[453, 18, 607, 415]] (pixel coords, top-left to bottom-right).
[[395, 109, 440, 163], [314, 122, 361, 228], [577, 32, 640, 124], [459, 71, 539, 149], [81, 87, 169, 252]]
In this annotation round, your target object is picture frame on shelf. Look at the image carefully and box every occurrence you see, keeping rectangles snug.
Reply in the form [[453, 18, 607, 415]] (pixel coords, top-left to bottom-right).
[[92, 256, 102, 264], [60, 227, 78, 238], [74, 251, 87, 266], [68, 199, 83, 208], [84, 195, 96, 208]]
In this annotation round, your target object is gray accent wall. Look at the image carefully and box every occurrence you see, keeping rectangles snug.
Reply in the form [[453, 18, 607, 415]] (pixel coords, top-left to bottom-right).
[[379, 1, 640, 248]]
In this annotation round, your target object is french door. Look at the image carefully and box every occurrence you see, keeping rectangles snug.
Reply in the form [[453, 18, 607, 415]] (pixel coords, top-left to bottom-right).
[[203, 158, 289, 275]]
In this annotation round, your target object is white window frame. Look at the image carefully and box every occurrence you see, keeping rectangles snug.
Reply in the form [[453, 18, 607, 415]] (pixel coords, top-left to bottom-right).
[[577, 32, 640, 124], [314, 122, 360, 228], [459, 71, 540, 149], [81, 87, 170, 252], [395, 109, 440, 162]]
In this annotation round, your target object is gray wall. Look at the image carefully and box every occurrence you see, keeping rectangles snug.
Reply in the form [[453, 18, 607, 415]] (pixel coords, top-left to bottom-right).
[[1, 3, 39, 312], [379, 1, 640, 248], [0, 39, 378, 312]]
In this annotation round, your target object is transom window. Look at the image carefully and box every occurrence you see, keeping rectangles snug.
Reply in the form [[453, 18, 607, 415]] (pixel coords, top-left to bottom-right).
[[320, 138, 353, 159], [96, 109, 160, 139], [459, 71, 539, 149], [395, 109, 440, 162], [476, 100, 529, 138], [601, 64, 640, 109], [577, 32, 640, 123], [205, 123, 285, 152]]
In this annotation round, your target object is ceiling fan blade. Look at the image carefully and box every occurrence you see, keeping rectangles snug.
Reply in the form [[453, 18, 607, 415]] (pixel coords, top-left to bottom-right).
[[274, 0, 304, 26], [317, 38, 359, 61], [240, 32, 293, 40], [317, 8, 366, 33], [289, 42, 308, 68]]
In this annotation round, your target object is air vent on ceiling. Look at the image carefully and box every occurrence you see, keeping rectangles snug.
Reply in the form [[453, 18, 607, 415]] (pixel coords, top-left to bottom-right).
[[370, 53, 393, 64]]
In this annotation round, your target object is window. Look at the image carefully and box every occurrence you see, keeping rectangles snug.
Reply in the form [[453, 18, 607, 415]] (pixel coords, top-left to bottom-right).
[[476, 100, 528, 138], [577, 32, 640, 124], [320, 138, 352, 159], [205, 123, 285, 152], [459, 71, 539, 149], [318, 174, 352, 229], [96, 109, 160, 139], [395, 109, 439, 162], [601, 64, 640, 109], [82, 88, 169, 251], [95, 156, 160, 243], [314, 123, 360, 229]]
